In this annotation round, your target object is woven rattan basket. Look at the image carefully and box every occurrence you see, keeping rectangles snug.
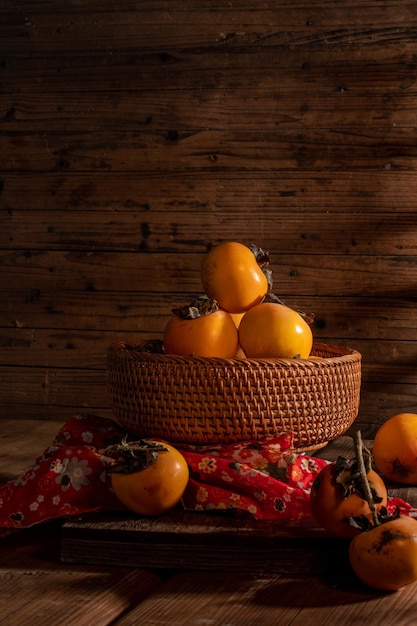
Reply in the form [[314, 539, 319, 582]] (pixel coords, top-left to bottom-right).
[[107, 341, 361, 452]]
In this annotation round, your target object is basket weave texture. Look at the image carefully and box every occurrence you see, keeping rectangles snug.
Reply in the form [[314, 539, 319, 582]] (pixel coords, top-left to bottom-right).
[[107, 341, 361, 451]]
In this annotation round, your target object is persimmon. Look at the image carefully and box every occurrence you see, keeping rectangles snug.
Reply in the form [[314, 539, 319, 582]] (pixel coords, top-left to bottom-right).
[[163, 296, 238, 358], [310, 457, 388, 538], [201, 241, 269, 313], [373, 413, 417, 485], [110, 439, 189, 516], [349, 515, 417, 591], [238, 302, 313, 359]]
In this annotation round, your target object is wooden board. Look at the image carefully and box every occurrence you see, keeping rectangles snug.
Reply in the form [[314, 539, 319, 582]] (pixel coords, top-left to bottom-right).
[[61, 509, 349, 575]]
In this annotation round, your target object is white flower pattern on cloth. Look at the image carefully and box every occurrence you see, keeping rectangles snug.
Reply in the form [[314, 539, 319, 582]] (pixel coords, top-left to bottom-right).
[[81, 430, 94, 444], [54, 457, 93, 491]]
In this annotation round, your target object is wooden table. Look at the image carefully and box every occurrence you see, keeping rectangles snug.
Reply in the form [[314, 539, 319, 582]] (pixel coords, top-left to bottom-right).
[[1, 419, 417, 626]]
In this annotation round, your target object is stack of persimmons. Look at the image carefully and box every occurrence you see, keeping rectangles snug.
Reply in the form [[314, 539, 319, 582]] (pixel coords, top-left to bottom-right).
[[163, 241, 314, 360]]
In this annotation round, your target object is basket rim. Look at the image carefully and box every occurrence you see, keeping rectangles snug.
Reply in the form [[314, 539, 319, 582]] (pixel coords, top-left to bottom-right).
[[107, 340, 361, 366]]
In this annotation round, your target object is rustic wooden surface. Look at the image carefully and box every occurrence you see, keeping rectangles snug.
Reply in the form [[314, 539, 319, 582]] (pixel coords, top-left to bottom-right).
[[2, 1, 417, 433], [61, 510, 349, 575], [2, 419, 417, 625]]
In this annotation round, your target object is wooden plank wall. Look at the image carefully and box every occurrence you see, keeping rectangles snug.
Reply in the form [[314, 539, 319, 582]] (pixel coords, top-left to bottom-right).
[[1, 0, 417, 436]]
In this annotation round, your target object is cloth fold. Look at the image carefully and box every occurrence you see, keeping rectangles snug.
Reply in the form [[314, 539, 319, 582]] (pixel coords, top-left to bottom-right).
[[0, 414, 415, 531]]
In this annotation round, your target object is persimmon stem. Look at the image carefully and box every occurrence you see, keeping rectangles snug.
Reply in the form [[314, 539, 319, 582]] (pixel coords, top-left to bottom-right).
[[353, 430, 380, 527]]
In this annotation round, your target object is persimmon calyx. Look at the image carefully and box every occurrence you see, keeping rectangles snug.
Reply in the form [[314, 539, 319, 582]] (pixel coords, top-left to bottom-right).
[[250, 243, 270, 267], [263, 292, 286, 305], [109, 438, 169, 474], [334, 455, 382, 504], [172, 295, 220, 319], [263, 292, 315, 325], [134, 339, 165, 353], [348, 505, 401, 532]]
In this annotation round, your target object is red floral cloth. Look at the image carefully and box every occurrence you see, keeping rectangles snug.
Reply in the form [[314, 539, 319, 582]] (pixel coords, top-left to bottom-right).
[[0, 414, 415, 531]]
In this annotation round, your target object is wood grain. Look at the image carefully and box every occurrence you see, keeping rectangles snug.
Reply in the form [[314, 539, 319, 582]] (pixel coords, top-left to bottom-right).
[[2, 0, 417, 426], [0, 524, 163, 626], [4, 172, 417, 213], [61, 510, 350, 575], [112, 569, 417, 626]]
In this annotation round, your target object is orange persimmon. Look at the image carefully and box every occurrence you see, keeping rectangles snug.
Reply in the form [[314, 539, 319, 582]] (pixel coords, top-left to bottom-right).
[[310, 458, 388, 538], [163, 296, 238, 358], [201, 241, 268, 313], [349, 515, 417, 590], [238, 302, 313, 359], [373, 413, 417, 485]]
